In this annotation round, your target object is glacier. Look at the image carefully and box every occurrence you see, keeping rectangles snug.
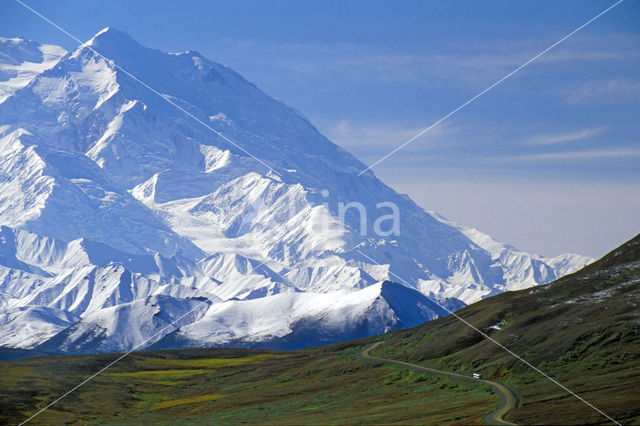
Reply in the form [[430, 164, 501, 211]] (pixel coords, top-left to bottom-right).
[[0, 30, 592, 352]]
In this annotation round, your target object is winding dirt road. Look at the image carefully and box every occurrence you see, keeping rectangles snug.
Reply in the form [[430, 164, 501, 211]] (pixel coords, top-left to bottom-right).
[[359, 342, 518, 425]]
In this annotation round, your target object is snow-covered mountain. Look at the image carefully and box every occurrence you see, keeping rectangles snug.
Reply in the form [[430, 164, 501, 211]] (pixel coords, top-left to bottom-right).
[[0, 30, 592, 352], [0, 37, 66, 103]]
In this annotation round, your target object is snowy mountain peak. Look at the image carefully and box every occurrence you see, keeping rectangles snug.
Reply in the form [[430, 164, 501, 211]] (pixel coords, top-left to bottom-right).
[[85, 27, 147, 53], [0, 37, 66, 103], [0, 29, 593, 352]]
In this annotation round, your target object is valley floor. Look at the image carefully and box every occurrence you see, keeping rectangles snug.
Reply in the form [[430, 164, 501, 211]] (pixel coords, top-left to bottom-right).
[[1, 342, 499, 425], [1, 324, 638, 425]]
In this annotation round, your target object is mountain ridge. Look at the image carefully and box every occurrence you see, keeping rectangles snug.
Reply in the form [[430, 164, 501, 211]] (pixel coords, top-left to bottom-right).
[[0, 234, 635, 424], [0, 28, 592, 352]]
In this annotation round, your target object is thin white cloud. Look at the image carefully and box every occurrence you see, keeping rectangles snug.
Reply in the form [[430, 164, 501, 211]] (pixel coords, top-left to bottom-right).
[[527, 127, 605, 145], [206, 33, 640, 88], [507, 147, 640, 161], [565, 79, 640, 104], [324, 119, 455, 151]]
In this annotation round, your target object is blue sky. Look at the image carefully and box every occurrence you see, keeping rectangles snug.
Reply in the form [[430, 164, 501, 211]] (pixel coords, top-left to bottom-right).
[[2, 0, 639, 257]]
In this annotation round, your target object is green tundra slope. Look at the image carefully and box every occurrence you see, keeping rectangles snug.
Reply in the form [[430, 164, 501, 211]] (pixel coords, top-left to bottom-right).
[[1, 234, 638, 425], [374, 233, 640, 424]]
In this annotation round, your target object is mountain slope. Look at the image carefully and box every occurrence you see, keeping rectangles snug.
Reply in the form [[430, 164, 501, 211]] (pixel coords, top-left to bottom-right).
[[0, 29, 591, 352], [0, 37, 66, 103], [373, 233, 640, 424]]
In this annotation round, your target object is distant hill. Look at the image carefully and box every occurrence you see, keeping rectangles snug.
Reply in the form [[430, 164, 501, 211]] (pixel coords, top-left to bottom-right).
[[0, 347, 46, 361]]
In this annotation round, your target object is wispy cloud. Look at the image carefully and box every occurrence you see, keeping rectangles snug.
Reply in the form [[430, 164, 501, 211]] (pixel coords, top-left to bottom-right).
[[505, 147, 640, 161], [209, 33, 640, 89], [565, 79, 640, 104], [325, 119, 456, 152], [527, 127, 605, 145], [535, 32, 640, 63]]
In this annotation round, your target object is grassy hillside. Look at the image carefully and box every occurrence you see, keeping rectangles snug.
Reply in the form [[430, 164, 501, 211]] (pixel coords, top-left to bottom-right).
[[1, 234, 638, 424], [375, 233, 640, 424]]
